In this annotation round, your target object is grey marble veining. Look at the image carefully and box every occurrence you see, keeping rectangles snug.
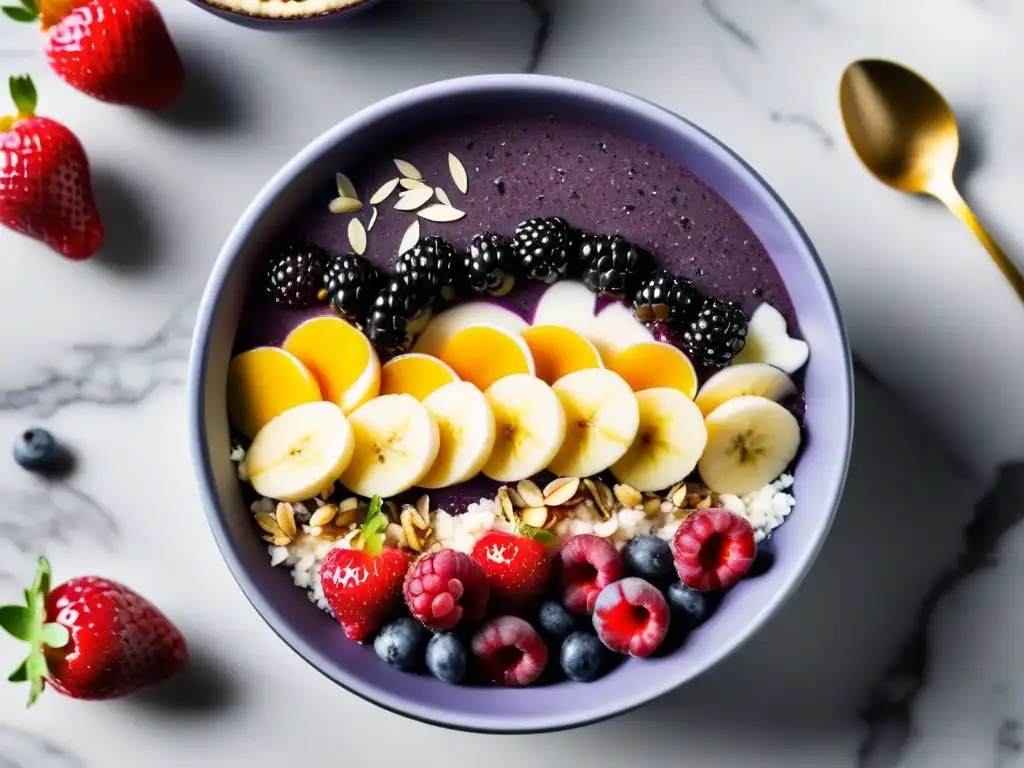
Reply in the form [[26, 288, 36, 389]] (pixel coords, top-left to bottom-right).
[[0, 725, 86, 768]]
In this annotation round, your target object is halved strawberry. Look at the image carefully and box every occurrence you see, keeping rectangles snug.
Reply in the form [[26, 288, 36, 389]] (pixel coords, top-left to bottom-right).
[[320, 497, 410, 642], [672, 508, 756, 591]]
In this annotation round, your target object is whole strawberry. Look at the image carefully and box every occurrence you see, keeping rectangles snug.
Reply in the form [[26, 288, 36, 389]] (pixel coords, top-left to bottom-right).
[[4, 0, 184, 110], [0, 75, 103, 259], [0, 557, 187, 705], [471, 523, 553, 614], [320, 496, 411, 642]]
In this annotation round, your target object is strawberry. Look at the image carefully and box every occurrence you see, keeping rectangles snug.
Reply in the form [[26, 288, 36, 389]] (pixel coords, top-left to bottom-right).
[[0, 76, 103, 259], [0, 557, 187, 704], [320, 496, 411, 642], [3, 0, 184, 110], [471, 525, 553, 614]]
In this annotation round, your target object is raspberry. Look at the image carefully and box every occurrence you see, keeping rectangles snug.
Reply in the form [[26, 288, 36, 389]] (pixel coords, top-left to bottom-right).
[[672, 508, 756, 591], [592, 577, 670, 657], [403, 548, 489, 631], [557, 534, 625, 615], [471, 616, 548, 686]]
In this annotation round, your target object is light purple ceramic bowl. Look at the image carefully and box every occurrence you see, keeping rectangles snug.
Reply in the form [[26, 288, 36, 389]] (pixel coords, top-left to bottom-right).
[[188, 74, 853, 733]]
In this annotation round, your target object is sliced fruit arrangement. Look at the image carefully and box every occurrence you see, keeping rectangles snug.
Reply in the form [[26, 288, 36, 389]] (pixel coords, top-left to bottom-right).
[[607, 341, 698, 398], [438, 324, 535, 392], [419, 382, 496, 489], [731, 303, 810, 374], [483, 374, 566, 482], [246, 401, 354, 503], [283, 316, 380, 414], [341, 394, 440, 499], [694, 362, 797, 417], [379, 353, 458, 401], [227, 347, 322, 440], [521, 325, 603, 385]]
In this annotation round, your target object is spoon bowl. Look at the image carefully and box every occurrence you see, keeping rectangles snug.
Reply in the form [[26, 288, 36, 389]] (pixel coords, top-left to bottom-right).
[[840, 58, 1024, 301]]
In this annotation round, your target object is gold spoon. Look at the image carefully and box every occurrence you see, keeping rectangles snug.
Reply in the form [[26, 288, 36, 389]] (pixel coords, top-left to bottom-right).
[[839, 58, 1024, 302]]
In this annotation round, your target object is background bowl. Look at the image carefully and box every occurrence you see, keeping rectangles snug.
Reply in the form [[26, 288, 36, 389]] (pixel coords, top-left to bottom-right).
[[184, 0, 378, 27], [188, 74, 853, 733]]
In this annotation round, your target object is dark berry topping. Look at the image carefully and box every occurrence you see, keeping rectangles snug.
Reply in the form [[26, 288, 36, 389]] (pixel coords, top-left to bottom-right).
[[12, 428, 62, 474], [514, 216, 579, 284], [680, 296, 748, 368], [266, 243, 328, 308], [397, 236, 459, 302], [580, 235, 648, 298], [633, 271, 700, 327], [365, 273, 433, 354], [323, 253, 381, 325], [464, 232, 517, 295]]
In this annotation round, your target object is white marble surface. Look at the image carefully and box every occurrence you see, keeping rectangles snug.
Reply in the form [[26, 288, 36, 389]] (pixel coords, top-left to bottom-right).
[[0, 1, 1022, 766]]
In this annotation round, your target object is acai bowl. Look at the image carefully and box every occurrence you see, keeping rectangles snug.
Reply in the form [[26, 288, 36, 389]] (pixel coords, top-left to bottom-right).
[[188, 75, 852, 732]]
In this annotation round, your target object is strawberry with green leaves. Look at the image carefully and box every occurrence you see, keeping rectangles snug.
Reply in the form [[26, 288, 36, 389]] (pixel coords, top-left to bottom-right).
[[3, 0, 184, 110], [320, 496, 411, 642], [0, 75, 103, 260], [471, 507, 555, 614], [0, 557, 187, 704]]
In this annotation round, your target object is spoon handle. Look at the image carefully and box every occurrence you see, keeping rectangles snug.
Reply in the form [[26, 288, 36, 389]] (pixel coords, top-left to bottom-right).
[[931, 182, 1024, 303]]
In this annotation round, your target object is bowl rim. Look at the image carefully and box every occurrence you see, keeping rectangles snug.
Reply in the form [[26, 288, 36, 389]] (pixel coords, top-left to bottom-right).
[[186, 0, 373, 23], [188, 73, 853, 733]]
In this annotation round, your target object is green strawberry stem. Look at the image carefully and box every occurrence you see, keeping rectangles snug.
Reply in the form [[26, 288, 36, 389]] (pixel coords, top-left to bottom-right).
[[359, 495, 387, 556], [0, 556, 70, 706], [0, 75, 36, 132]]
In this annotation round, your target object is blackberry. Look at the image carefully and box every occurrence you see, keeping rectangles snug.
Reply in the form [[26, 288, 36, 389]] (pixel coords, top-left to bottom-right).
[[396, 236, 459, 302], [266, 243, 328, 308], [680, 296, 748, 368], [464, 232, 517, 295], [365, 273, 433, 354], [580, 235, 648, 298], [633, 271, 700, 327], [323, 253, 381, 325], [514, 216, 579, 284]]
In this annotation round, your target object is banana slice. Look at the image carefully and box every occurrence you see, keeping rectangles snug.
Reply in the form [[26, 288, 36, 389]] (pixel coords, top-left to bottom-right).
[[419, 382, 497, 489], [699, 395, 801, 495], [548, 369, 640, 478], [246, 401, 355, 503], [340, 394, 440, 498], [483, 374, 566, 482], [695, 362, 797, 416], [731, 303, 809, 374], [611, 388, 707, 492]]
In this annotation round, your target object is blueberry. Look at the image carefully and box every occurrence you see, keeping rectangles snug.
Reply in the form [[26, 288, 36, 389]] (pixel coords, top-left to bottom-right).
[[624, 535, 674, 583], [560, 631, 608, 683], [12, 428, 60, 473], [666, 582, 712, 629], [746, 548, 775, 579], [537, 599, 576, 640], [425, 632, 468, 684], [373, 618, 429, 672]]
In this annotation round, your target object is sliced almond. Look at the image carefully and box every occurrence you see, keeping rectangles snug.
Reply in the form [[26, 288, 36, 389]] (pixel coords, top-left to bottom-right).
[[415, 495, 431, 527], [614, 484, 643, 508], [521, 506, 548, 528], [544, 477, 581, 507], [584, 478, 615, 518], [671, 484, 688, 508], [593, 518, 619, 538], [696, 494, 713, 510], [347, 217, 367, 255], [394, 186, 434, 211], [335, 172, 358, 200], [334, 506, 359, 529], [400, 177, 428, 190], [393, 158, 422, 180], [516, 479, 545, 508], [385, 522, 407, 549], [329, 196, 362, 214], [400, 506, 424, 552], [255, 513, 284, 537], [434, 187, 452, 207], [339, 497, 360, 513], [497, 487, 515, 522], [506, 486, 527, 508], [384, 500, 400, 522], [276, 503, 298, 539], [369, 178, 400, 204], [418, 204, 465, 222], [448, 152, 468, 194], [310, 504, 338, 527], [368, 205, 378, 231], [643, 498, 663, 518], [398, 220, 421, 255]]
